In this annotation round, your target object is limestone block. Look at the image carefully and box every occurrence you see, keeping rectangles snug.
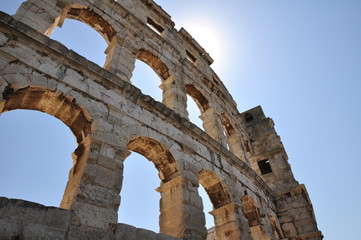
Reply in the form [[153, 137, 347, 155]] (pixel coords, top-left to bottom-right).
[[91, 152, 123, 172], [279, 215, 293, 223], [115, 223, 137, 240], [67, 225, 115, 240], [62, 68, 89, 92], [0, 219, 68, 240], [94, 117, 114, 133], [281, 222, 298, 238], [76, 183, 120, 210], [83, 163, 122, 191], [70, 201, 117, 230], [137, 228, 158, 240], [24, 70, 49, 88], [0, 198, 71, 229]]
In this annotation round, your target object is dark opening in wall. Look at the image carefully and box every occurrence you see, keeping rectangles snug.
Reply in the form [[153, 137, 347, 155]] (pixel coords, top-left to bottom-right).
[[186, 50, 197, 63], [147, 17, 164, 34], [258, 159, 272, 175], [244, 113, 254, 123]]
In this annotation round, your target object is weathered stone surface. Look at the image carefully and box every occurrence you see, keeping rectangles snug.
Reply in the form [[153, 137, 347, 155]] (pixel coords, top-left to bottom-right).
[[0, 198, 71, 229], [0, 219, 68, 240], [67, 225, 115, 240], [0, 0, 321, 239]]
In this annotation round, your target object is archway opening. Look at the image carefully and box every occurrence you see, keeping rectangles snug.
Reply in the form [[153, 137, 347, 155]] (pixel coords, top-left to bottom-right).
[[1, 86, 93, 209], [220, 113, 236, 150], [50, 18, 108, 66], [131, 60, 163, 102], [185, 84, 209, 131], [242, 194, 261, 228], [0, 110, 76, 207], [118, 151, 160, 232], [198, 185, 214, 230], [198, 170, 232, 239], [118, 136, 179, 234], [186, 94, 204, 130]]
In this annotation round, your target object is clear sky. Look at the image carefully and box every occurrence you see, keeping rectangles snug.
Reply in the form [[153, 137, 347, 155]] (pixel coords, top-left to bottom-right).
[[1, 1, 361, 239]]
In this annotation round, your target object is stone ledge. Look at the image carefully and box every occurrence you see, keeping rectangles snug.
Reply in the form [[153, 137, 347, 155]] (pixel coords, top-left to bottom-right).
[[0, 197, 71, 230], [115, 223, 182, 240]]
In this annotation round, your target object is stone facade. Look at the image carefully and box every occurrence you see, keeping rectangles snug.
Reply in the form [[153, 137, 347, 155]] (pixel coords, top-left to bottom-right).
[[0, 0, 322, 239]]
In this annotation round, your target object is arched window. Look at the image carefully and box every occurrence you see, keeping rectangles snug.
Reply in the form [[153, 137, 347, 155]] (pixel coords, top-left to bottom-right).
[[136, 50, 170, 81], [131, 60, 163, 102], [0, 86, 92, 209], [118, 151, 160, 232], [186, 94, 204, 129], [220, 113, 236, 150], [44, 5, 115, 67], [242, 194, 261, 227], [198, 185, 214, 230], [185, 84, 209, 113], [117, 137, 180, 237], [130, 49, 170, 103], [0, 110, 76, 207], [198, 170, 243, 239], [50, 18, 108, 66], [185, 84, 209, 130]]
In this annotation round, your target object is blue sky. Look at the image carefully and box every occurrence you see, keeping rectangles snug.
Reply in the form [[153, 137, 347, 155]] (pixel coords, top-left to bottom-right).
[[1, 1, 361, 239]]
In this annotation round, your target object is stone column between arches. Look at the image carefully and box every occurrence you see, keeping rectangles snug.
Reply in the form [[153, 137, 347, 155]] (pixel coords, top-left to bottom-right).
[[104, 36, 135, 82], [160, 75, 188, 118], [210, 203, 253, 240], [64, 133, 126, 235], [200, 108, 227, 147], [156, 175, 208, 240], [13, 0, 63, 35]]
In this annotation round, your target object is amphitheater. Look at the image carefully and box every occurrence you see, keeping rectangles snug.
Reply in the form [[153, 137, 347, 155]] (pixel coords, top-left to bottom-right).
[[0, 0, 322, 239]]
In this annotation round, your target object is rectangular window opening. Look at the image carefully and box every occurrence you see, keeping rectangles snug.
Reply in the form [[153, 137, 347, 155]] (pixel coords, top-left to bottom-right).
[[186, 50, 197, 63], [258, 159, 272, 175], [147, 17, 164, 35]]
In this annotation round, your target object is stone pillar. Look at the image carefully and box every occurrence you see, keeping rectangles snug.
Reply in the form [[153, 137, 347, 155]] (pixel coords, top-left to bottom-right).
[[104, 36, 135, 82], [200, 108, 227, 147], [160, 76, 188, 118], [227, 133, 249, 164], [210, 203, 253, 240], [62, 134, 126, 233], [14, 0, 63, 34], [156, 175, 207, 240]]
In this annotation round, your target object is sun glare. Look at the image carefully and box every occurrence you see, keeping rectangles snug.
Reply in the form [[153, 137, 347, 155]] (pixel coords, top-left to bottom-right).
[[180, 18, 230, 74]]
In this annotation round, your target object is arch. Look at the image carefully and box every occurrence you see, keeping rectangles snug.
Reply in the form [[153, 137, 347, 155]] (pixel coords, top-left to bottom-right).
[[199, 170, 245, 239], [136, 49, 170, 81], [198, 170, 230, 210], [242, 194, 261, 227], [0, 109, 75, 207], [127, 136, 179, 182], [185, 84, 209, 113], [46, 4, 116, 44], [1, 85, 93, 209], [124, 136, 183, 236], [220, 113, 235, 136], [2, 85, 92, 143], [118, 151, 160, 232]]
